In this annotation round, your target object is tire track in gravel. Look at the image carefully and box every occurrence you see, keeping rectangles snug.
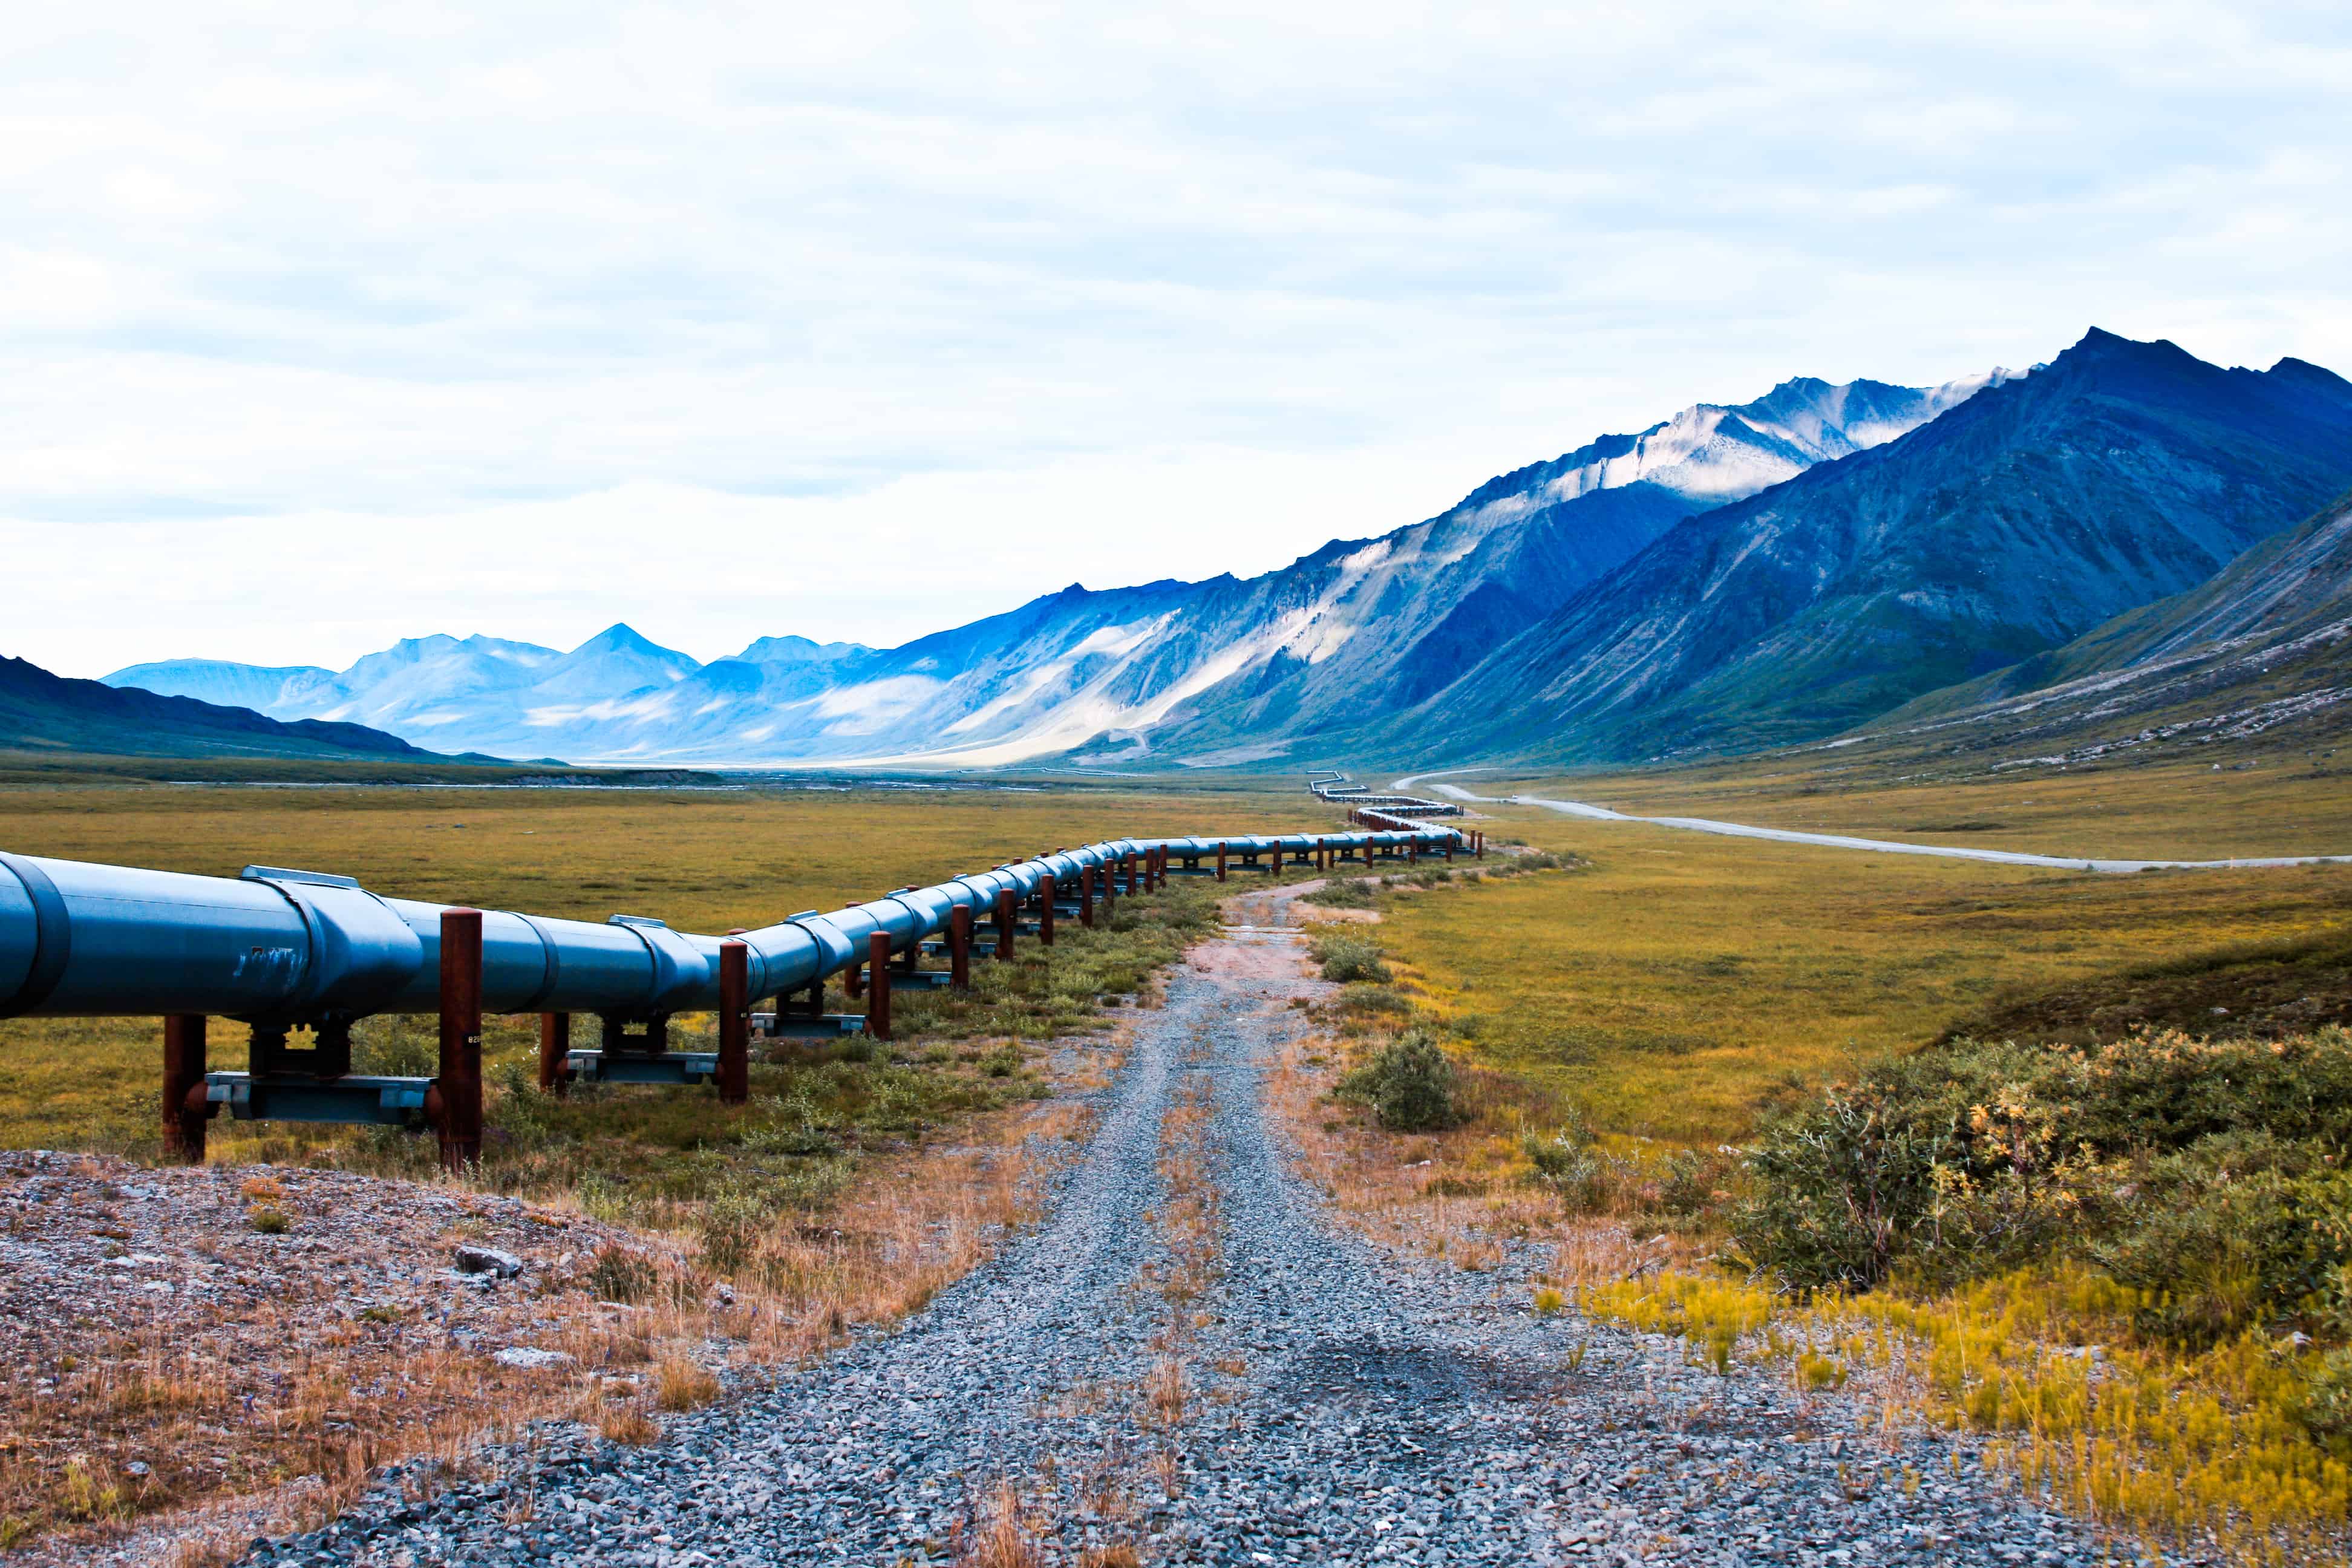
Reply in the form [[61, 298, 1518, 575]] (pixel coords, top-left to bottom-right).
[[240, 891, 2124, 1568]]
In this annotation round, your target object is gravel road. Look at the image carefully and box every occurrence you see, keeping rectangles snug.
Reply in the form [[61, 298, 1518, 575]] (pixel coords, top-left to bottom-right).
[[240, 899, 2132, 1568]]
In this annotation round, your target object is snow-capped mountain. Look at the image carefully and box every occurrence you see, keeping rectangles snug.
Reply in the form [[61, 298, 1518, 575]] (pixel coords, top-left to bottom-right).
[[1403, 330, 2352, 765], [103, 367, 2009, 766]]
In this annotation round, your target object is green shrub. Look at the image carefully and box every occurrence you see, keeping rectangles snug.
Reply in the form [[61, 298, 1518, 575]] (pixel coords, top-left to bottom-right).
[[1302, 878, 1377, 909], [2298, 1348, 2352, 1440], [2097, 1156, 2352, 1346], [1338, 1029, 1462, 1132], [1734, 1028, 2352, 1308], [1310, 932, 1391, 984]]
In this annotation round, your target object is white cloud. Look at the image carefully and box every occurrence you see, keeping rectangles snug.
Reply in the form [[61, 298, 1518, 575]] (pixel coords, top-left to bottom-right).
[[2, 1, 2348, 676]]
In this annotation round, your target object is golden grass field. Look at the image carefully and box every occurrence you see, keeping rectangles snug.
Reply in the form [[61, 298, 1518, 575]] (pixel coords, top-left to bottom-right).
[[1467, 751, 2352, 861], [1380, 783, 2352, 1142]]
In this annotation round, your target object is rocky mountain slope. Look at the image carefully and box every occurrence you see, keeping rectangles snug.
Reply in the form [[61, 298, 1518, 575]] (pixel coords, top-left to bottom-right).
[[1411, 330, 2352, 765], [1862, 483, 2352, 767], [104, 371, 1999, 765]]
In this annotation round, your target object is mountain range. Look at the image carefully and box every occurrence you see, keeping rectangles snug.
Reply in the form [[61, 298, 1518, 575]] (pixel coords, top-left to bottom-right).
[[103, 367, 2019, 767], [89, 329, 2352, 776], [1403, 328, 2352, 764]]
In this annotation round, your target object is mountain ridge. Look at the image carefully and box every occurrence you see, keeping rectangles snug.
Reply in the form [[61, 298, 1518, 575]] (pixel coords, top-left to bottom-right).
[[1402, 328, 2352, 766], [102, 366, 2006, 765]]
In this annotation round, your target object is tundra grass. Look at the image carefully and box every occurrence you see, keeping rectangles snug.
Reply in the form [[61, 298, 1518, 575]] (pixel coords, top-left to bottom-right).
[[1468, 749, 2352, 862], [1377, 806, 2352, 1143]]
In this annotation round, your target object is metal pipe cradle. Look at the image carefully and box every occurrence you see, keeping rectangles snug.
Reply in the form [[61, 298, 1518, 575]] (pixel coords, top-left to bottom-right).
[[0, 829, 1457, 1027]]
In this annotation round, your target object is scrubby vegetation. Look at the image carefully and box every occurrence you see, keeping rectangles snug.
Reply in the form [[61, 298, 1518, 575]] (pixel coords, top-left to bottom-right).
[[1324, 808, 2352, 1561], [1336, 1029, 1463, 1131], [1576, 1026, 2352, 1562], [1309, 930, 1391, 984]]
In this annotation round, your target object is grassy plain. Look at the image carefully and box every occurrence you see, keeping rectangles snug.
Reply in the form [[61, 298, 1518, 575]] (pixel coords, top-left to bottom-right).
[[1380, 800, 2352, 1142], [1457, 750, 2352, 862]]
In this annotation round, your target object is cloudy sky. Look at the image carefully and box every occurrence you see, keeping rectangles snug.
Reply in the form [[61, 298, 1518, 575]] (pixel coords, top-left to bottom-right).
[[5, 1, 2348, 677]]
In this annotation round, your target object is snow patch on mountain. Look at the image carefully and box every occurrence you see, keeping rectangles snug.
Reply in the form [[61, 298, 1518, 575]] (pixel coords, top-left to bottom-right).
[[102, 364, 2016, 766]]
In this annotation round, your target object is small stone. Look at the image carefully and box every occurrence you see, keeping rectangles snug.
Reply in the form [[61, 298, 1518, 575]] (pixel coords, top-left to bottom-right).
[[455, 1245, 524, 1278], [494, 1347, 574, 1370]]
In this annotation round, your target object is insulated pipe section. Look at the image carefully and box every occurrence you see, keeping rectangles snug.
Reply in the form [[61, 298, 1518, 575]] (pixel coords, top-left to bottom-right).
[[0, 826, 1460, 1023]]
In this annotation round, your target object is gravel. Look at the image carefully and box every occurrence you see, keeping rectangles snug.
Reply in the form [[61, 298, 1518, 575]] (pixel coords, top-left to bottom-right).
[[235, 915, 2149, 1567]]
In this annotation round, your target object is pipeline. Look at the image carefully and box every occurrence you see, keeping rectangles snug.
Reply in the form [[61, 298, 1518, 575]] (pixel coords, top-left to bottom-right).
[[0, 826, 1471, 1166], [0, 828, 1459, 1030]]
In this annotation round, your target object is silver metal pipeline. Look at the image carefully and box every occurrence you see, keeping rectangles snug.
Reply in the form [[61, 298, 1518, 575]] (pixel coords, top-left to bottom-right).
[[0, 827, 1460, 1028]]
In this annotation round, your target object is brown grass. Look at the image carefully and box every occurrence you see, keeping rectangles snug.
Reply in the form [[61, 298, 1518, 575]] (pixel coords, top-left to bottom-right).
[[652, 1356, 720, 1412], [953, 1482, 1046, 1568], [0, 1091, 1093, 1560], [1263, 1025, 1707, 1292]]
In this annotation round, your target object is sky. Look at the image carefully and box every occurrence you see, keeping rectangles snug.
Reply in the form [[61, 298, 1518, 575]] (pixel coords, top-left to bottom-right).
[[4, 1, 2349, 678]]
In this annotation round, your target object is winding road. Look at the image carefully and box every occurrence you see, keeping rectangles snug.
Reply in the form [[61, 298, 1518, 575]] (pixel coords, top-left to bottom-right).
[[1404, 776, 2349, 874]]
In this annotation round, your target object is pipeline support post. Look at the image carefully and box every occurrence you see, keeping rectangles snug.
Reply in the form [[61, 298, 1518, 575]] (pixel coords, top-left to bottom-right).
[[845, 956, 864, 1001], [950, 903, 973, 990], [1216, 843, 1227, 882], [1271, 843, 1282, 877], [717, 942, 750, 1103], [866, 931, 892, 1042], [1079, 866, 1096, 928], [436, 907, 484, 1172], [537, 1012, 571, 1096], [1039, 883, 1056, 945], [1123, 852, 1137, 897], [995, 889, 1016, 962], [162, 1013, 207, 1165]]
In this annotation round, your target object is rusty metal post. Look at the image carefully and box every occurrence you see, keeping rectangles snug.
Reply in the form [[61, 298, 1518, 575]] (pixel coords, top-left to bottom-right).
[[1039, 883, 1056, 946], [995, 889, 1016, 961], [717, 942, 750, 1103], [1079, 866, 1096, 928], [866, 931, 892, 1042], [436, 908, 484, 1172], [1216, 843, 1227, 882], [1102, 863, 1117, 920], [162, 1014, 207, 1164], [537, 1012, 571, 1096], [846, 955, 864, 1000], [950, 903, 973, 989], [1475, 831, 1485, 858], [1271, 843, 1283, 877], [1123, 851, 1137, 897], [1445, 835, 1455, 863]]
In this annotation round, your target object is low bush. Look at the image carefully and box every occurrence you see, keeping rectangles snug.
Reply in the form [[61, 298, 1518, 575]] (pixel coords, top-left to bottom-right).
[[1301, 877, 1378, 908], [1338, 1029, 1462, 1131], [1310, 932, 1391, 984], [1731, 1027, 2352, 1339]]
